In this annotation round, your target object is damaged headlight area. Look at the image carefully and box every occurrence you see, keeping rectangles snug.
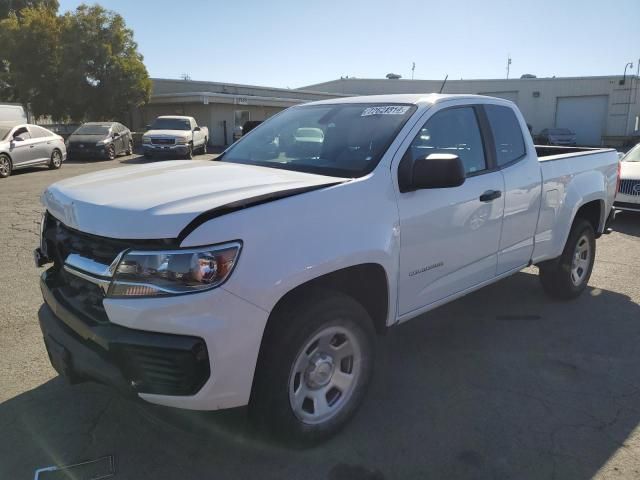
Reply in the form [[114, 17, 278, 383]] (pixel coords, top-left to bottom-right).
[[109, 242, 241, 297]]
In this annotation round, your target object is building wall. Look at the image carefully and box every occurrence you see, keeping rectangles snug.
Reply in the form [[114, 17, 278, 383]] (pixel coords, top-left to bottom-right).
[[303, 76, 640, 142]]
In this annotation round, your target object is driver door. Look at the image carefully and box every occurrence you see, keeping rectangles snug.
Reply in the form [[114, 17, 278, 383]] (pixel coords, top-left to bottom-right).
[[9, 127, 36, 166], [395, 104, 505, 318]]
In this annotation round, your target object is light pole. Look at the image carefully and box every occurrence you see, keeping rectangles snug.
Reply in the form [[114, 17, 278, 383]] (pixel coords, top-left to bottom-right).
[[620, 62, 633, 85]]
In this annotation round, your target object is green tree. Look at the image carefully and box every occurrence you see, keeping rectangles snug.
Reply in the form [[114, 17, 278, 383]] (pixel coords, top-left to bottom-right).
[[0, 0, 59, 19], [0, 2, 150, 122], [0, 6, 63, 118], [59, 4, 151, 121]]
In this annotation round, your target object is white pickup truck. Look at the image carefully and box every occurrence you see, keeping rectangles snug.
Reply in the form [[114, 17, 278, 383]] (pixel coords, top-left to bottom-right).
[[142, 115, 208, 159], [35, 94, 618, 443]]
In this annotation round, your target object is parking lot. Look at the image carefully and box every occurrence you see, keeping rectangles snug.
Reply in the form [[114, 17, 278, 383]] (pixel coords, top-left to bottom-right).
[[0, 154, 639, 479]]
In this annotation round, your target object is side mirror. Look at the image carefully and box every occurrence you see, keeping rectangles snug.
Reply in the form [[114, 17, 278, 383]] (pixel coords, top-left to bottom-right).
[[193, 126, 201, 132], [12, 135, 25, 142], [398, 153, 466, 192], [112, 132, 120, 138]]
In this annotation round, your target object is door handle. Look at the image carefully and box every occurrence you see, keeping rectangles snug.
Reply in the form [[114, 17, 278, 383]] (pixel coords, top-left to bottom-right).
[[29, 145, 35, 148], [479, 190, 502, 202]]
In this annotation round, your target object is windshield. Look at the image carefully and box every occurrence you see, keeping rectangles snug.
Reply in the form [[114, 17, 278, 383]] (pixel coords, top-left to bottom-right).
[[548, 128, 573, 135], [150, 118, 191, 130], [220, 103, 416, 177], [623, 144, 640, 162], [74, 125, 110, 135], [0, 127, 12, 140]]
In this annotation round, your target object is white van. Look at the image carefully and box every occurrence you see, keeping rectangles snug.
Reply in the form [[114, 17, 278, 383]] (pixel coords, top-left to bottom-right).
[[0, 104, 28, 123]]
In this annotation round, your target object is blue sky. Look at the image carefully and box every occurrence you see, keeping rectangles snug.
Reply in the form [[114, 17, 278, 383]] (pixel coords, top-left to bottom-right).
[[58, 0, 639, 89]]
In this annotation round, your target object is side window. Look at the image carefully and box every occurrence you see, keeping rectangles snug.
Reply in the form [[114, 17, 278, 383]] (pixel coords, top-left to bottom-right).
[[28, 126, 52, 138], [484, 105, 526, 166], [408, 107, 486, 175], [13, 127, 31, 140]]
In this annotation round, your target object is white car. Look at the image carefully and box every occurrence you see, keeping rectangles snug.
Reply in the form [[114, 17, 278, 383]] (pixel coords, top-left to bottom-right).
[[0, 122, 66, 178], [615, 143, 640, 212], [142, 116, 208, 159], [35, 94, 618, 443]]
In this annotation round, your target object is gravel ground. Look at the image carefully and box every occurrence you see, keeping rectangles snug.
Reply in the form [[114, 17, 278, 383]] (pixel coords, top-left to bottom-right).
[[1, 155, 639, 479]]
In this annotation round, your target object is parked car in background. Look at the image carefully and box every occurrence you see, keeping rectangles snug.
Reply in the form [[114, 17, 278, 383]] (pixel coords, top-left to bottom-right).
[[615, 142, 640, 212], [536, 128, 577, 146], [66, 122, 133, 160], [0, 122, 65, 178], [142, 116, 208, 159], [0, 103, 28, 123], [35, 94, 618, 443]]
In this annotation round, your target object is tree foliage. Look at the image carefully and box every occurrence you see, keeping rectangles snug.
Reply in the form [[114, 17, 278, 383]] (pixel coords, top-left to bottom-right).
[[0, 3, 151, 121], [0, 0, 59, 19]]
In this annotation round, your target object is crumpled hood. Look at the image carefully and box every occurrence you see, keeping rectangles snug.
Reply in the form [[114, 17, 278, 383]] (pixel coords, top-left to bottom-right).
[[621, 160, 640, 179], [43, 160, 344, 239]]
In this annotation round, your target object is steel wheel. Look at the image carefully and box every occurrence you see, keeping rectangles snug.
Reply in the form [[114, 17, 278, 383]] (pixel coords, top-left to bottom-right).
[[0, 154, 11, 178], [288, 325, 362, 425], [570, 234, 591, 286]]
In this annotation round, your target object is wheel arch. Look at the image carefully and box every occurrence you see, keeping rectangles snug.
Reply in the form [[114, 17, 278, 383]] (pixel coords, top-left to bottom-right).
[[265, 263, 390, 338]]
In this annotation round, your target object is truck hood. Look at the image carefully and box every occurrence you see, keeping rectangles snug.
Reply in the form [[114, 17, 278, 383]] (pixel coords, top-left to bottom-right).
[[621, 161, 640, 179], [144, 129, 191, 137], [43, 160, 344, 239]]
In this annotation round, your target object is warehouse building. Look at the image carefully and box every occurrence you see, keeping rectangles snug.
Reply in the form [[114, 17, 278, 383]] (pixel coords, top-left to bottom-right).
[[138, 75, 639, 148], [302, 76, 640, 146], [134, 79, 342, 146]]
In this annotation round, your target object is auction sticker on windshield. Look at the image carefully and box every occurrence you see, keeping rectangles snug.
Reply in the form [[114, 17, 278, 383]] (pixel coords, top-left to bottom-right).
[[361, 106, 411, 116]]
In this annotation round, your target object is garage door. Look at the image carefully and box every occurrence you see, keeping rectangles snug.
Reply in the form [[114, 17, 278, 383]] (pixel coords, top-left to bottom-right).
[[555, 96, 608, 146]]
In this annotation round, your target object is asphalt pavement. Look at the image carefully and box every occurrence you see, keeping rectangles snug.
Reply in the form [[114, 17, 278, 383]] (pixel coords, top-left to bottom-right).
[[1, 154, 639, 479]]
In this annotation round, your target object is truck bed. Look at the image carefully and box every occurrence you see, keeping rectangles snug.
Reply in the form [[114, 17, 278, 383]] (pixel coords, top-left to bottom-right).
[[532, 145, 619, 264]]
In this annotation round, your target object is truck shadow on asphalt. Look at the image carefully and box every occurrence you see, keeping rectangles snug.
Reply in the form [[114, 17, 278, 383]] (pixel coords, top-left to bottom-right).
[[2, 271, 640, 479], [613, 212, 640, 237]]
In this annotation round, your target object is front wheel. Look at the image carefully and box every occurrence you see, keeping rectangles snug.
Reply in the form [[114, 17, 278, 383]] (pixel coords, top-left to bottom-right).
[[185, 143, 193, 159], [539, 219, 596, 300], [250, 291, 375, 444], [106, 145, 116, 160], [49, 149, 62, 170], [0, 154, 12, 178]]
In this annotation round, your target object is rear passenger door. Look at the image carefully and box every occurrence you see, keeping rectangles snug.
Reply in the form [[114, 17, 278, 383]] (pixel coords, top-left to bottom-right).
[[395, 104, 506, 317], [483, 104, 542, 275]]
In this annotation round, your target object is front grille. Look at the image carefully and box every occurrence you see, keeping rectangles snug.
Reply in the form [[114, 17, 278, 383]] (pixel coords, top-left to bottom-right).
[[151, 138, 175, 145], [42, 213, 176, 324], [619, 179, 640, 196]]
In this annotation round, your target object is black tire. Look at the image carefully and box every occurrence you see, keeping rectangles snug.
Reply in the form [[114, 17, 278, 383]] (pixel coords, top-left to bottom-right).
[[107, 144, 116, 160], [144, 152, 153, 160], [48, 149, 62, 170], [0, 153, 12, 178], [539, 218, 596, 300], [201, 138, 207, 155], [249, 290, 375, 445], [185, 143, 193, 159], [126, 139, 134, 156]]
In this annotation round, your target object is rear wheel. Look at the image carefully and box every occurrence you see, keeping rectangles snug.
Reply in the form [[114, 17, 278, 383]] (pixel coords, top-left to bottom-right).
[[126, 139, 134, 155], [250, 291, 375, 444], [539, 218, 595, 300], [49, 149, 62, 169], [0, 154, 12, 178]]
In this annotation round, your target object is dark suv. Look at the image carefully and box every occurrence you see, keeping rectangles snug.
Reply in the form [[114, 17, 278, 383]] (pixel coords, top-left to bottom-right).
[[66, 122, 133, 160]]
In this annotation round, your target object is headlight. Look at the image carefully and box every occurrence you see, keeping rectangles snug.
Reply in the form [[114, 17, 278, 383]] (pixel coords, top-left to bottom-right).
[[96, 139, 111, 146], [175, 137, 190, 145], [108, 242, 241, 297]]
